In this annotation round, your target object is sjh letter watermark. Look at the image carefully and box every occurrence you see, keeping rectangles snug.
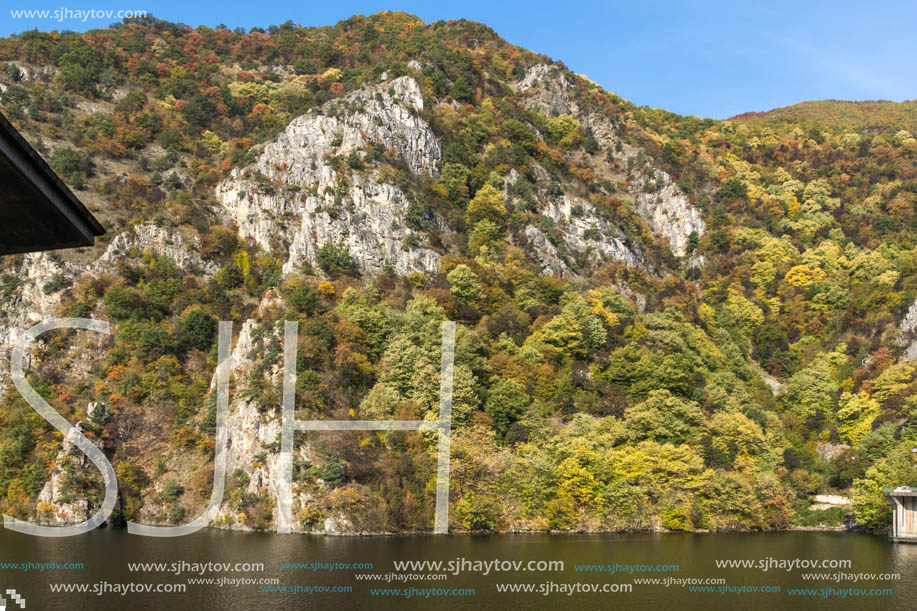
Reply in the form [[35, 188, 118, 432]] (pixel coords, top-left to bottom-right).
[[6, 318, 455, 537]]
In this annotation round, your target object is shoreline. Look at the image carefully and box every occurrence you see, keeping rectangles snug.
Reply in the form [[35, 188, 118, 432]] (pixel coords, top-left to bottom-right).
[[86, 522, 875, 537]]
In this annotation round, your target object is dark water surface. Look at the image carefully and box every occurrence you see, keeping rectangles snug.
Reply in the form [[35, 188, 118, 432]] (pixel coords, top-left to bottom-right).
[[0, 529, 914, 610]]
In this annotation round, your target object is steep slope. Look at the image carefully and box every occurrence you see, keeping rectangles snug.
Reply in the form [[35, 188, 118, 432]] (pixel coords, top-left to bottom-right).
[[216, 75, 446, 277], [0, 13, 914, 534], [515, 64, 705, 257]]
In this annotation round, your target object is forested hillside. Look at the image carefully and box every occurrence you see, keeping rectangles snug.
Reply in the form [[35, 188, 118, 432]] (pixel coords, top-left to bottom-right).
[[0, 12, 915, 533]]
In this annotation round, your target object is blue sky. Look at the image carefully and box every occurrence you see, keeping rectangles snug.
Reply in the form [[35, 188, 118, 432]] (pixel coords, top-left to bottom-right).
[[2, 0, 915, 119]]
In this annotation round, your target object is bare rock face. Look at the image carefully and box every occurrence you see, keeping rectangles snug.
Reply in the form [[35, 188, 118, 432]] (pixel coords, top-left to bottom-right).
[[0, 252, 73, 405], [812, 494, 852, 507], [898, 297, 917, 361], [816, 441, 851, 462], [515, 64, 705, 258], [202, 301, 314, 531], [35, 424, 99, 526], [515, 64, 577, 116], [504, 169, 648, 276], [634, 171, 706, 257], [36, 465, 91, 526], [7, 62, 57, 83], [92, 223, 219, 277], [216, 75, 446, 277], [541, 195, 646, 268]]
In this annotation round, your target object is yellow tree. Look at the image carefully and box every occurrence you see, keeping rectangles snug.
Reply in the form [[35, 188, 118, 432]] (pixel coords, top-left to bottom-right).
[[466, 184, 505, 226]]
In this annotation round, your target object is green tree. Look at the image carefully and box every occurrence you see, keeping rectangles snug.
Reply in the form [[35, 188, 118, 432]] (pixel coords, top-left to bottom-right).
[[718, 177, 747, 200], [624, 390, 704, 445], [484, 378, 530, 438], [784, 352, 842, 421], [450, 76, 474, 103], [545, 114, 579, 147], [316, 242, 356, 277], [456, 491, 497, 530], [359, 383, 401, 420], [161, 479, 183, 502], [178, 309, 217, 351], [138, 324, 178, 360], [435, 163, 471, 205], [447, 264, 482, 306], [104, 285, 146, 321], [320, 451, 346, 487], [284, 278, 322, 314], [706, 412, 766, 466], [50, 146, 92, 176], [181, 94, 217, 127], [215, 261, 244, 289]]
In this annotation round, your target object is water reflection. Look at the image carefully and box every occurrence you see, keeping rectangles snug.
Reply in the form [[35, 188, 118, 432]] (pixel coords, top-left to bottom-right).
[[0, 529, 912, 610]]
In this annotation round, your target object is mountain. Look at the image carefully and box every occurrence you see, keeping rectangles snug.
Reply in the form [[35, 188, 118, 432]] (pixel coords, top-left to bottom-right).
[[730, 99, 917, 135], [0, 12, 915, 533]]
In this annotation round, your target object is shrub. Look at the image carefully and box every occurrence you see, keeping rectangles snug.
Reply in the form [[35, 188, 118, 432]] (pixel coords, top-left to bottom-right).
[[316, 242, 356, 277], [466, 184, 505, 226], [661, 506, 693, 531], [167, 504, 186, 524], [42, 273, 71, 294], [717, 177, 747, 200], [792, 502, 847, 527], [346, 150, 364, 170], [319, 451, 345, 487], [4, 63, 20, 81], [450, 76, 474, 103], [456, 491, 497, 531], [181, 94, 216, 127], [179, 309, 217, 351], [200, 226, 238, 258], [484, 378, 530, 438], [138, 324, 178, 360], [104, 285, 145, 320], [284, 279, 321, 314], [214, 261, 244, 289], [161, 479, 184, 502], [50, 146, 92, 177]]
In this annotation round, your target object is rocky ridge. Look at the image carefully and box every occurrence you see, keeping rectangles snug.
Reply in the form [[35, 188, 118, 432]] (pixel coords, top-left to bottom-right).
[[515, 64, 705, 257], [215, 75, 446, 277]]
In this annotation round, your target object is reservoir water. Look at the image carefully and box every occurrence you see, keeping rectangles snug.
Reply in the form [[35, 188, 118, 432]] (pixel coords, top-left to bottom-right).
[[0, 529, 913, 610]]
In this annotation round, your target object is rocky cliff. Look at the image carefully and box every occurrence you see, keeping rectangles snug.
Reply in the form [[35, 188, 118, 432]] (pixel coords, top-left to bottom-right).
[[0, 15, 766, 535], [515, 64, 705, 258], [216, 75, 446, 277]]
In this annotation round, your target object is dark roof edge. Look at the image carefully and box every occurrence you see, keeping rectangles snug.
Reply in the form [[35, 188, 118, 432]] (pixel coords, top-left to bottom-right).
[[0, 110, 104, 237]]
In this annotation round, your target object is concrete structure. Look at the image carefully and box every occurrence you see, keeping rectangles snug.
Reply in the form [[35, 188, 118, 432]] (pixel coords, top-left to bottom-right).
[[883, 448, 917, 542], [884, 487, 917, 542], [0, 111, 103, 254]]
